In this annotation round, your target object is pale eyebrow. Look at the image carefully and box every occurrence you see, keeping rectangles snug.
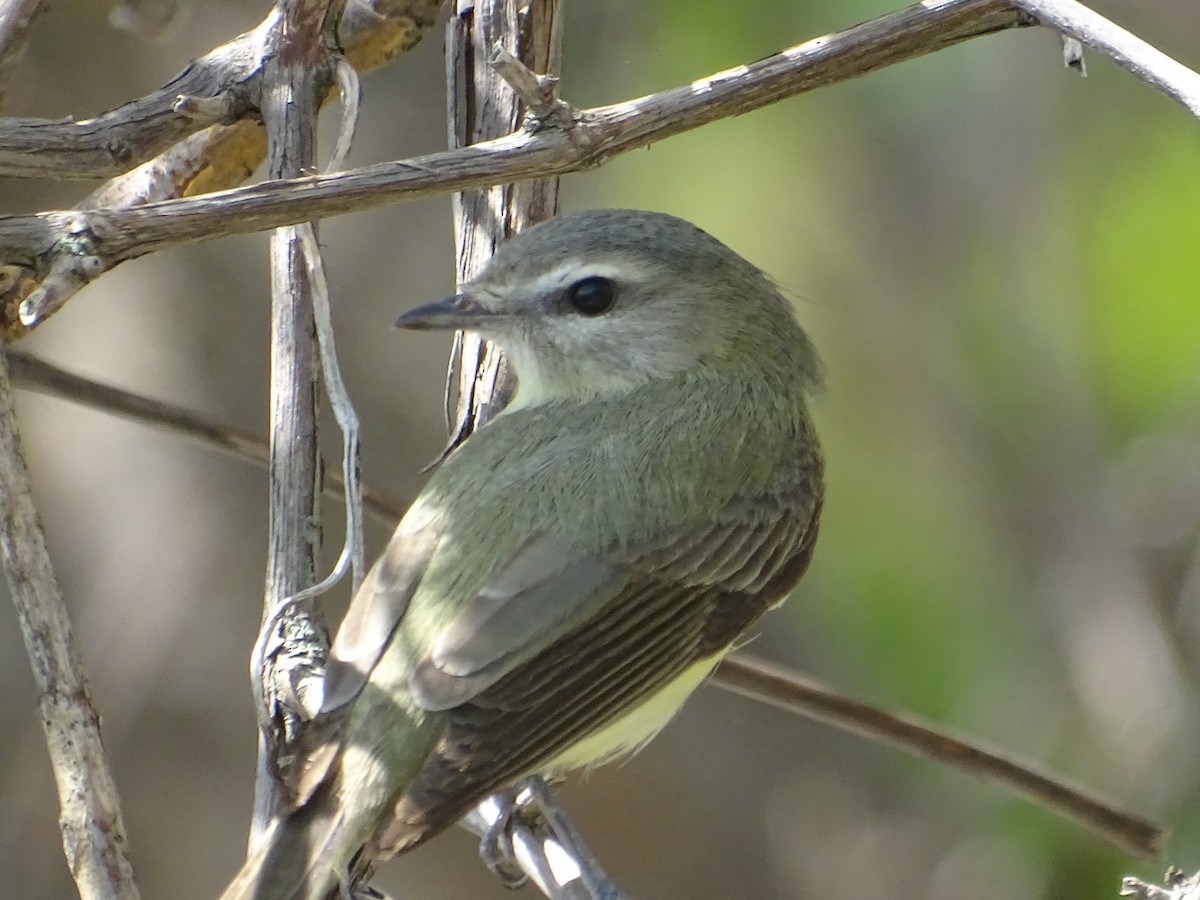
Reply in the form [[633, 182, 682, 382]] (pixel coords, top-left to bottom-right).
[[523, 259, 656, 297]]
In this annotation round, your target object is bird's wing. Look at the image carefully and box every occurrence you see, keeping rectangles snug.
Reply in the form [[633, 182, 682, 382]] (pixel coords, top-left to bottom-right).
[[319, 522, 443, 714], [380, 475, 822, 847], [282, 521, 442, 807], [410, 532, 632, 710]]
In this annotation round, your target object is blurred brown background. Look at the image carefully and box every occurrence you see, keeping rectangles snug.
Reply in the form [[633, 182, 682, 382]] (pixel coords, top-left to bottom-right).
[[2, 2, 1199, 898]]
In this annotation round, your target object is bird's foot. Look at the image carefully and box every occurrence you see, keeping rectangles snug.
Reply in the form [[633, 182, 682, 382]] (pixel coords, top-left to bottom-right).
[[478, 787, 531, 889]]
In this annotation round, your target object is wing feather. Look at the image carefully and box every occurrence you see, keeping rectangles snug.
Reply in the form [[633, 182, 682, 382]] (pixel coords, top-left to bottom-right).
[[378, 478, 822, 849]]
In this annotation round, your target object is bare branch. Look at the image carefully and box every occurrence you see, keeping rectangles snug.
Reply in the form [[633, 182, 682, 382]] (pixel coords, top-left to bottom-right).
[[5, 350, 405, 523], [443, 0, 615, 892], [0, 0, 49, 109], [1123, 869, 1200, 900], [297, 223, 363, 592], [444, 5, 624, 897], [0, 21, 264, 179], [489, 44, 569, 125], [1012, 0, 1200, 115], [712, 655, 1166, 859], [80, 0, 441, 211], [463, 778, 635, 900], [2, 0, 1035, 335], [0, 346, 141, 900], [248, 0, 339, 841], [327, 58, 360, 173], [0, 0, 439, 182]]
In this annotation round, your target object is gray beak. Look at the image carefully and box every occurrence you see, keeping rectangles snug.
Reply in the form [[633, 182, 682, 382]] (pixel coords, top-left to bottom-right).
[[395, 293, 497, 331]]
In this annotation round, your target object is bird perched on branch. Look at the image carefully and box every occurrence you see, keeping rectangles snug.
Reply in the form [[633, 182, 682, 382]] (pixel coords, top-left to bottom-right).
[[221, 208, 825, 900]]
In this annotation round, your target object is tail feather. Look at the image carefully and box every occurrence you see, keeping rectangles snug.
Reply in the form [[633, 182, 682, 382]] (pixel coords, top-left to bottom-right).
[[219, 802, 359, 900], [220, 685, 446, 898]]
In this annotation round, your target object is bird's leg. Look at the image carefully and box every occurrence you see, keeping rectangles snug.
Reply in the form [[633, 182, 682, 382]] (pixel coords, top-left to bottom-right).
[[516, 776, 632, 900], [467, 776, 622, 895], [473, 787, 530, 889]]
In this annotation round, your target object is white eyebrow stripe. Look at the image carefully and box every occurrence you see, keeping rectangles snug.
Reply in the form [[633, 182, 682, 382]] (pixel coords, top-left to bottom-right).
[[522, 259, 656, 297]]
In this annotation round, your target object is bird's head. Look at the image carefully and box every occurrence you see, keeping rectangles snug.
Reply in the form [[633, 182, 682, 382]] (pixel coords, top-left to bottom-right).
[[397, 209, 821, 408]]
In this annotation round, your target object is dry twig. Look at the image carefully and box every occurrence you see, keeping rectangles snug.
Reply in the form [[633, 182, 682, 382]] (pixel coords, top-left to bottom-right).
[[6, 350, 404, 522], [1123, 869, 1200, 900], [248, 0, 339, 842], [1011, 0, 1200, 114], [713, 656, 1164, 858], [0, 347, 142, 900]]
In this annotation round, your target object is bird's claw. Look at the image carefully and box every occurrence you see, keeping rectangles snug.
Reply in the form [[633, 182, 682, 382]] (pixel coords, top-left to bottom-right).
[[478, 787, 531, 889]]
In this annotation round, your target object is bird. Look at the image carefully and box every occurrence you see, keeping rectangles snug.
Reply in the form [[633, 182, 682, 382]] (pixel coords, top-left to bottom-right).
[[220, 208, 825, 900]]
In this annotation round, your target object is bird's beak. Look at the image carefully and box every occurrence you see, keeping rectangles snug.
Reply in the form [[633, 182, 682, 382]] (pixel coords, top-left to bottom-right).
[[395, 293, 499, 331]]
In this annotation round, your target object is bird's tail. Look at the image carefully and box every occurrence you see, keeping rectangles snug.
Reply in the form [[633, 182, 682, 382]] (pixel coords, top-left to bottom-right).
[[218, 787, 380, 900]]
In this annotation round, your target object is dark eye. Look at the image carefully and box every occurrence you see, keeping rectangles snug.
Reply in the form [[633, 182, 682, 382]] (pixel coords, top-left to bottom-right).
[[565, 276, 616, 316]]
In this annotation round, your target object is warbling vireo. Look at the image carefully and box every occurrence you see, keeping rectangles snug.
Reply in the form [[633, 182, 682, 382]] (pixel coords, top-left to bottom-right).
[[221, 208, 825, 900]]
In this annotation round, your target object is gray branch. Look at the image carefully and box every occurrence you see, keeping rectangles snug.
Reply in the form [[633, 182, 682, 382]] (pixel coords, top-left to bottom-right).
[[0, 20, 261, 178], [0, 346, 141, 899], [1011, 0, 1200, 115], [0, 0, 443, 180], [445, 2, 631, 897], [1123, 870, 1200, 900], [249, 0, 339, 843]]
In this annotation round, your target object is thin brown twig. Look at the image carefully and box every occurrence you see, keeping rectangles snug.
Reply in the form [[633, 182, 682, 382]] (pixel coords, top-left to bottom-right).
[[4, 348, 1169, 860], [5, 350, 405, 523], [713, 655, 1166, 858]]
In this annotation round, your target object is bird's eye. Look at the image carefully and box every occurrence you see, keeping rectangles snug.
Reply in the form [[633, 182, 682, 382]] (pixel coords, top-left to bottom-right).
[[565, 276, 616, 316]]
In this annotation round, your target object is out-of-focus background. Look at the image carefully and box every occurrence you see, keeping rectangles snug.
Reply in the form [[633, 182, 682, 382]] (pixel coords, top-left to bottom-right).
[[2, 2, 1199, 898]]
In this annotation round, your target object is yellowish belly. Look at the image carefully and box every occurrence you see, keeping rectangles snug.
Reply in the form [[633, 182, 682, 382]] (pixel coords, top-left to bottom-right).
[[544, 653, 723, 773]]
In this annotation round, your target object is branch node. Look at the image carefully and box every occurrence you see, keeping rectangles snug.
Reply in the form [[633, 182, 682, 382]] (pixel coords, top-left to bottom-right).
[[105, 138, 135, 167], [19, 254, 101, 327], [1061, 35, 1087, 75], [173, 92, 238, 123], [1121, 869, 1200, 900], [489, 43, 573, 127]]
